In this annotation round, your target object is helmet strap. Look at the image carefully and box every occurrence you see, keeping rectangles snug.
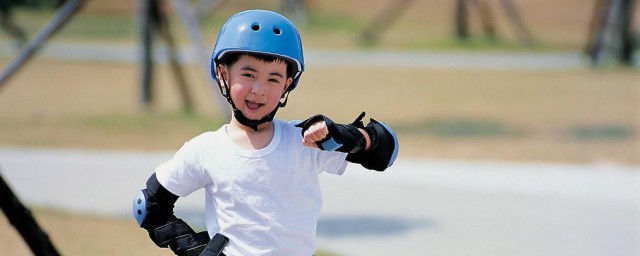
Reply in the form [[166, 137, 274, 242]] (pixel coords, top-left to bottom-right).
[[232, 107, 279, 132]]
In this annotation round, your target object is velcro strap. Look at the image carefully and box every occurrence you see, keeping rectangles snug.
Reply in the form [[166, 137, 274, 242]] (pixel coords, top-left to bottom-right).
[[201, 233, 230, 256], [151, 218, 195, 247], [295, 113, 366, 153], [171, 231, 210, 256]]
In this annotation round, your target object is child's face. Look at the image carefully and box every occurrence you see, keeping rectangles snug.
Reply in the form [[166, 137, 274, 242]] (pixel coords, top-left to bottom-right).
[[222, 54, 293, 121]]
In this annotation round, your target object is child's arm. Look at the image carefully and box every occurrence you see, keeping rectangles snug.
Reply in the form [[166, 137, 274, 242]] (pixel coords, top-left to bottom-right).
[[299, 119, 372, 151], [132, 173, 228, 255], [296, 112, 399, 171]]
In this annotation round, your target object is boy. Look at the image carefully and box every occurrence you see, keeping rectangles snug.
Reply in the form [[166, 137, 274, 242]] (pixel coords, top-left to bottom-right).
[[133, 10, 398, 256]]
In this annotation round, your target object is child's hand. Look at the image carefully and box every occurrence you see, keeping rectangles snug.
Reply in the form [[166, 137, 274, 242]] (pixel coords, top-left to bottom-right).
[[300, 121, 329, 149], [295, 114, 368, 152]]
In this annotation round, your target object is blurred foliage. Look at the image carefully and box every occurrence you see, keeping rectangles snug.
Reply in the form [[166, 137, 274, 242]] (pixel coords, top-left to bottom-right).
[[13, 0, 62, 9], [569, 125, 635, 141], [0, 0, 615, 51]]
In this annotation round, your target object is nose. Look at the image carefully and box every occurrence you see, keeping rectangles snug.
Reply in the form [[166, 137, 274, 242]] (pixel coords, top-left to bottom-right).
[[250, 81, 266, 95]]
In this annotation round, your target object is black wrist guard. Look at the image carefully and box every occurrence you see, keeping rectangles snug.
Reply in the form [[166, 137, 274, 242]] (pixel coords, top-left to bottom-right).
[[295, 113, 367, 153], [152, 218, 211, 255], [296, 112, 399, 171]]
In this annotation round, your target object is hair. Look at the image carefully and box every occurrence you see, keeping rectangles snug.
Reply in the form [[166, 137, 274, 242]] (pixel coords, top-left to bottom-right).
[[217, 52, 296, 79]]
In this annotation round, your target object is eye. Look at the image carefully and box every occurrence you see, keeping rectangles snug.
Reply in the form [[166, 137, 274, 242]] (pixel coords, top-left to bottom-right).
[[241, 73, 254, 78], [268, 78, 281, 83]]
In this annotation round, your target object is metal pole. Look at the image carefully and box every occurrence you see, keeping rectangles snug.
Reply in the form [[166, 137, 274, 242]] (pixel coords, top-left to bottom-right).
[[618, 0, 635, 65], [0, 170, 61, 256], [455, 0, 470, 40], [195, 0, 231, 19], [155, 1, 195, 114], [591, 0, 622, 66], [585, 0, 607, 56], [359, 0, 415, 45], [171, 0, 230, 121], [0, 0, 86, 90], [468, 0, 497, 41], [138, 0, 155, 109], [499, 0, 535, 46]]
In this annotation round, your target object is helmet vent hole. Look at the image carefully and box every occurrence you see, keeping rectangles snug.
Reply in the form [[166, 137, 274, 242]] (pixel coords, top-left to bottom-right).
[[251, 23, 261, 31], [273, 27, 282, 35]]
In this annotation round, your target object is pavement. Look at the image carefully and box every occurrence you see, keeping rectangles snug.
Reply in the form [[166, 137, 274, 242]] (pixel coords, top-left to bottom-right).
[[0, 147, 638, 256]]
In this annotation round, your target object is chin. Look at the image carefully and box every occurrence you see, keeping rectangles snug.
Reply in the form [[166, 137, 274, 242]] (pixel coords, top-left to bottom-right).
[[242, 111, 266, 120]]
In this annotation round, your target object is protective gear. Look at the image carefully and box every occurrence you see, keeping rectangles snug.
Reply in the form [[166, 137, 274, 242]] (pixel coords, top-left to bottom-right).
[[133, 190, 148, 226], [295, 113, 367, 153], [210, 10, 304, 130], [201, 233, 230, 256], [346, 116, 399, 171], [132, 173, 218, 256], [296, 112, 399, 171]]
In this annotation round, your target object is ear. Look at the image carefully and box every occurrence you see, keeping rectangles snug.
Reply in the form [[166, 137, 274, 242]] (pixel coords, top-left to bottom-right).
[[282, 77, 293, 96], [216, 64, 231, 97], [217, 64, 229, 83]]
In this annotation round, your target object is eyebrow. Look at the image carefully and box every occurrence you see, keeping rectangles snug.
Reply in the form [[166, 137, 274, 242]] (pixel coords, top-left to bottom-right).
[[240, 66, 284, 78]]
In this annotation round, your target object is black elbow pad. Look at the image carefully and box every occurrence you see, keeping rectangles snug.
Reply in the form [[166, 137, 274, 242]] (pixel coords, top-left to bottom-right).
[[133, 173, 179, 229], [346, 118, 399, 171], [133, 173, 210, 254]]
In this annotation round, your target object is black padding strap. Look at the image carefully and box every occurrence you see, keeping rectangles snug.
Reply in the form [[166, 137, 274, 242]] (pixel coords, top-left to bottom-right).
[[152, 218, 195, 247], [138, 173, 214, 255], [295, 113, 366, 153], [296, 112, 399, 171], [200, 233, 230, 256], [171, 231, 211, 256]]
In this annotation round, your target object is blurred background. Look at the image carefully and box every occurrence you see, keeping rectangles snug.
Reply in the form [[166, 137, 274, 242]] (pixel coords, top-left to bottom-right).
[[0, 0, 638, 255]]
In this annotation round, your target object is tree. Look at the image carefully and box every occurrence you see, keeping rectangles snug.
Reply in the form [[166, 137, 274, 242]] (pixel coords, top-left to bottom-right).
[[586, 0, 637, 66]]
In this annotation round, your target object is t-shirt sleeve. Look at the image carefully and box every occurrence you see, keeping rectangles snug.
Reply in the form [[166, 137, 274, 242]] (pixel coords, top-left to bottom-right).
[[316, 149, 348, 175], [155, 139, 210, 197], [287, 119, 349, 176]]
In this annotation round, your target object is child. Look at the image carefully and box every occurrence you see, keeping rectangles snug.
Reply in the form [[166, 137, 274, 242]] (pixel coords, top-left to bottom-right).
[[133, 10, 398, 256]]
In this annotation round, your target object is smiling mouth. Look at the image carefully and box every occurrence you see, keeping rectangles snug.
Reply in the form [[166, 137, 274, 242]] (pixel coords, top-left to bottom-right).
[[245, 100, 264, 110]]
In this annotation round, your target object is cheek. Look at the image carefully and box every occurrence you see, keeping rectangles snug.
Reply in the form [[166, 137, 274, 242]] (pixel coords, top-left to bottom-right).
[[270, 92, 283, 104], [228, 82, 250, 105], [228, 78, 250, 94]]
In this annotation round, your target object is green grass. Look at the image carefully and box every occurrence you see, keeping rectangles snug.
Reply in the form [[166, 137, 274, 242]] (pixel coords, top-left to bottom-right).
[[396, 118, 525, 138], [569, 125, 636, 141]]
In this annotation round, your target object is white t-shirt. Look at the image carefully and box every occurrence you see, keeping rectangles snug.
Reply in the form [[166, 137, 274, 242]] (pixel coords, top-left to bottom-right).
[[155, 119, 348, 256]]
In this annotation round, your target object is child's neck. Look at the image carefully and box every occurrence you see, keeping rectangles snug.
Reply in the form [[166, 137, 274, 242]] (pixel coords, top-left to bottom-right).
[[226, 118, 275, 150]]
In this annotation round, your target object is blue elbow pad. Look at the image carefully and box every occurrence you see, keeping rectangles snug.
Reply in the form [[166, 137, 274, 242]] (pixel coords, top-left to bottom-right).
[[133, 190, 148, 227]]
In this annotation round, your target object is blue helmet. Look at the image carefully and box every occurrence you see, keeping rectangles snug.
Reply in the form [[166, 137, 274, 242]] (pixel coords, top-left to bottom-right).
[[210, 10, 305, 91]]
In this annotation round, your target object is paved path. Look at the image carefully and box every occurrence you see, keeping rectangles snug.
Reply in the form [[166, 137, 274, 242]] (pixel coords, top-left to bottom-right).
[[1, 147, 638, 256], [0, 42, 617, 69]]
